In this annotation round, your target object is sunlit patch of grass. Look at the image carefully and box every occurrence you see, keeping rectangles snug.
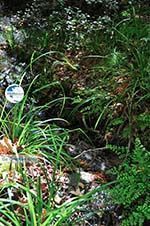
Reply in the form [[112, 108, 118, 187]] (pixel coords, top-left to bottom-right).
[[0, 170, 114, 226], [0, 76, 75, 223]]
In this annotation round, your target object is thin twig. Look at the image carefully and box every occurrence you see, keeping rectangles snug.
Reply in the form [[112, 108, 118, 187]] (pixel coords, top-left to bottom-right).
[[82, 55, 108, 59], [74, 147, 108, 159]]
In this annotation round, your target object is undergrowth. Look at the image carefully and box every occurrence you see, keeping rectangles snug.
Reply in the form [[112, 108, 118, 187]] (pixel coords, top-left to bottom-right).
[[0, 1, 149, 225], [107, 138, 150, 226]]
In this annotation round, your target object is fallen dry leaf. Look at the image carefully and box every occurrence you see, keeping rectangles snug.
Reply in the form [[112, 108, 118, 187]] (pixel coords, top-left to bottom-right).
[[69, 187, 83, 196], [0, 137, 13, 154], [79, 170, 107, 183], [54, 193, 62, 204]]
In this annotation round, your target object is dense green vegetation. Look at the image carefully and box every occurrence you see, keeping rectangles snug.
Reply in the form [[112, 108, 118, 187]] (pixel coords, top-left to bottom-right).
[[0, 0, 149, 225]]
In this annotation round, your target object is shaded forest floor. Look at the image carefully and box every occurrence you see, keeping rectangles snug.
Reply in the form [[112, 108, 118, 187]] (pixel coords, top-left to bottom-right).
[[0, 1, 150, 225]]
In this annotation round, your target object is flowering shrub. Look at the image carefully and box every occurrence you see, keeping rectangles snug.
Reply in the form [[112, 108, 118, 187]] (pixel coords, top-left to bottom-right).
[[49, 7, 105, 50]]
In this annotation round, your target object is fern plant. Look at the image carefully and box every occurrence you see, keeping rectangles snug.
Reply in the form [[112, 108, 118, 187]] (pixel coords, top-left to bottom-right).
[[108, 138, 150, 226]]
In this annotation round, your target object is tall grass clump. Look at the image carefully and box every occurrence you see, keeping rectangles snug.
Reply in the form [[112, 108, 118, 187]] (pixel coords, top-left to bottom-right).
[[0, 66, 110, 225], [0, 72, 74, 224]]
